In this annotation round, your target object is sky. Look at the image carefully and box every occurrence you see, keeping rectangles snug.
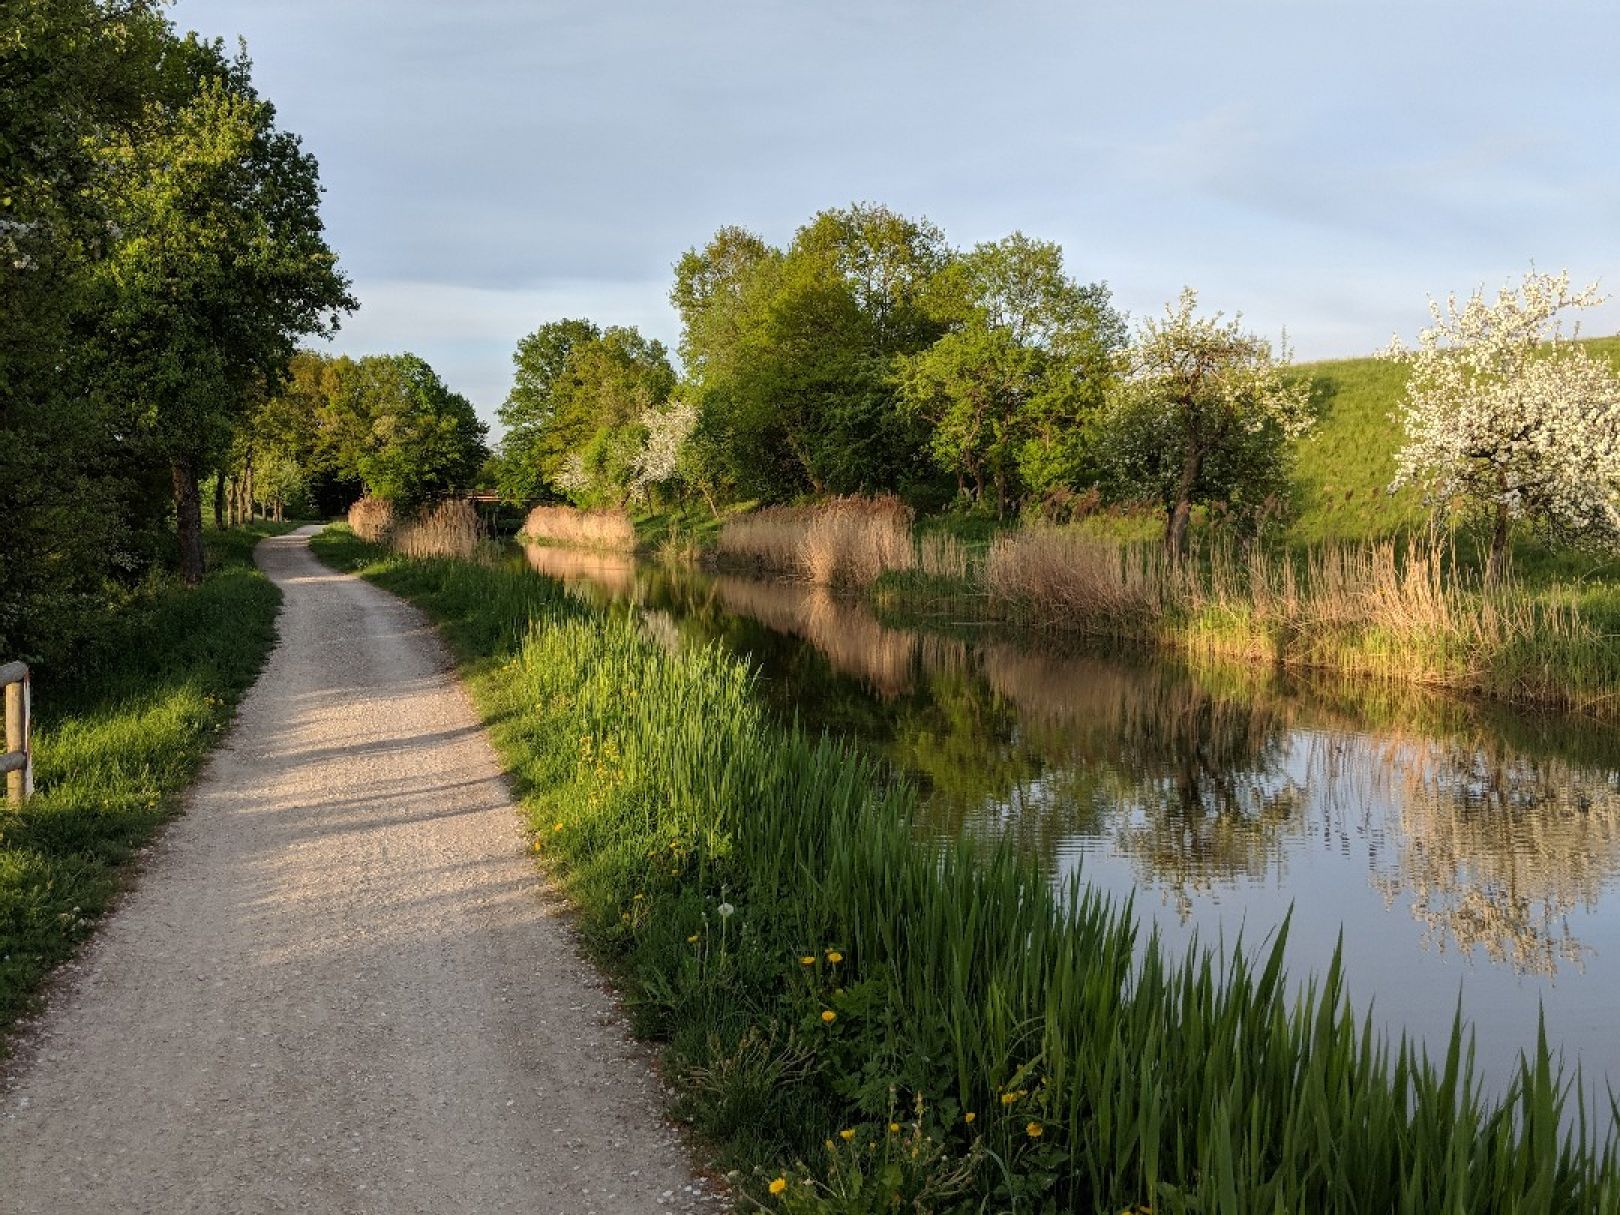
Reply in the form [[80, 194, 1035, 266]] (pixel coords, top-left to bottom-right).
[[175, 0, 1620, 428]]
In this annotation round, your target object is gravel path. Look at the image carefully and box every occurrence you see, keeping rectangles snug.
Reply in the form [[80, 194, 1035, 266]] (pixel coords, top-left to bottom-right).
[[0, 526, 716, 1214]]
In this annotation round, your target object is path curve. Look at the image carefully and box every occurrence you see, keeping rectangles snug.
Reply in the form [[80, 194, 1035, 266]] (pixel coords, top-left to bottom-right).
[[0, 526, 714, 1214]]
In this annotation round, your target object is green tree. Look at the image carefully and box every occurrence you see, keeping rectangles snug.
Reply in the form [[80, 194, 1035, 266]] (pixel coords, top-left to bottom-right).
[[497, 322, 675, 505], [89, 41, 353, 583], [1103, 289, 1312, 556], [496, 317, 600, 500], [895, 233, 1123, 514], [0, 0, 174, 661], [323, 354, 487, 506], [670, 205, 949, 503]]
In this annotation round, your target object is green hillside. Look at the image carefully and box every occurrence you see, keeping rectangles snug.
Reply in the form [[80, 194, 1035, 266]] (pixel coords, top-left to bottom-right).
[[1287, 336, 1620, 546]]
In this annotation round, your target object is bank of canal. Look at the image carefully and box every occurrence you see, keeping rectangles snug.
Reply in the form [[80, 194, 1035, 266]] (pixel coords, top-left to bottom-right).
[[523, 541, 1620, 1115]]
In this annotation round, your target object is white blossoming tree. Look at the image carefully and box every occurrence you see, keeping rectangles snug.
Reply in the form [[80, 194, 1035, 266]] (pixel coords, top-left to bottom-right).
[[1383, 270, 1620, 582], [629, 397, 699, 500]]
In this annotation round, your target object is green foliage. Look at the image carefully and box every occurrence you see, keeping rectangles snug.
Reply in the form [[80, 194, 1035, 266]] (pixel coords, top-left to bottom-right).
[[315, 530, 1620, 1213], [0, 525, 285, 1041], [1103, 289, 1313, 552], [496, 321, 675, 505], [669, 204, 949, 503], [895, 233, 1123, 513], [324, 353, 487, 506]]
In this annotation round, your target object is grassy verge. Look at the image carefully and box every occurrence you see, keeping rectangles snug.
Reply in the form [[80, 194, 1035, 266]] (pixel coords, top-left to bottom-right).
[[313, 523, 1620, 1213], [0, 524, 288, 1042]]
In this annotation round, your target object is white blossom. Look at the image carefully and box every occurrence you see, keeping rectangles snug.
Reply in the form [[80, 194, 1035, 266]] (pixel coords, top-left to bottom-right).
[[553, 451, 590, 496], [1382, 269, 1620, 556], [629, 398, 699, 498]]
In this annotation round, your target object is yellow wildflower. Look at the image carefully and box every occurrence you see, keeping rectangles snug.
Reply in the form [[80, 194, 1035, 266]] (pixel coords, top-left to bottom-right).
[[1026, 1121, 1044, 1139], [839, 1128, 855, 1141], [888, 1122, 900, 1134], [799, 955, 816, 966], [552, 822, 564, 832], [963, 1111, 976, 1124], [825, 950, 843, 964], [768, 1177, 787, 1196], [1000, 1091, 1019, 1106], [820, 1009, 837, 1024], [687, 934, 700, 944]]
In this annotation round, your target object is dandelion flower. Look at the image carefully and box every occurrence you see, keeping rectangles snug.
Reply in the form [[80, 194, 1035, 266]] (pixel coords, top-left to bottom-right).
[[552, 822, 564, 832], [1026, 1121, 1043, 1139], [799, 955, 816, 966], [839, 1128, 855, 1141], [768, 1177, 787, 1196], [888, 1122, 900, 1134], [825, 950, 843, 964], [717, 902, 734, 919], [820, 1009, 837, 1024], [687, 934, 700, 944], [963, 1111, 976, 1124], [1000, 1091, 1019, 1106]]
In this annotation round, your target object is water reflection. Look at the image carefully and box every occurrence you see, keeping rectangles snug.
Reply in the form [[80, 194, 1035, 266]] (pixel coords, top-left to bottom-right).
[[515, 541, 1620, 1099]]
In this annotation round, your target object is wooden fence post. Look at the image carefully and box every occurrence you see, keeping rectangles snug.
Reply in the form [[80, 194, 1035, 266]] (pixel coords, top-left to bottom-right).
[[2, 661, 31, 806]]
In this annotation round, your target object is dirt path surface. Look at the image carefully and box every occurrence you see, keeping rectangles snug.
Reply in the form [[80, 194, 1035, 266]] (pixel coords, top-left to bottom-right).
[[0, 526, 717, 1214]]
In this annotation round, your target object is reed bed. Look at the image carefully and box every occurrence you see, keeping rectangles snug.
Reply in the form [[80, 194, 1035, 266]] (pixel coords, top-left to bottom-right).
[[981, 530, 1620, 715], [310, 523, 1620, 1213], [346, 496, 395, 544], [521, 504, 635, 551], [389, 499, 484, 560], [717, 495, 916, 588]]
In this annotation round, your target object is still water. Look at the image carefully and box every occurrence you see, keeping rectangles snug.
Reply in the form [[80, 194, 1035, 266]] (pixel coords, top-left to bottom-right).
[[521, 542, 1620, 1108]]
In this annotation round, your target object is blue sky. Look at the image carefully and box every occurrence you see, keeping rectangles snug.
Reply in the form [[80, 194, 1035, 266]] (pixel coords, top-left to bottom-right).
[[176, 0, 1620, 425]]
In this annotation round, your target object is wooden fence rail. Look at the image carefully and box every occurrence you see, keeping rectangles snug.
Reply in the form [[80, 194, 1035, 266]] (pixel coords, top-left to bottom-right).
[[2, 660, 32, 806]]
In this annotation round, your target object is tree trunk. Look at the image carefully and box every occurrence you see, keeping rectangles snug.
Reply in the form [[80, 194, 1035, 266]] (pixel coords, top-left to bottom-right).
[[213, 472, 226, 531], [1486, 498, 1511, 586], [172, 456, 205, 587], [1165, 441, 1203, 560]]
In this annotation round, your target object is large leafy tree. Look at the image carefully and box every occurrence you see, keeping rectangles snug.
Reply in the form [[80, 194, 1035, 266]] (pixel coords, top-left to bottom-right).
[[895, 233, 1123, 514], [319, 354, 488, 507], [1103, 289, 1312, 556], [0, 0, 173, 661], [496, 322, 675, 505], [89, 40, 353, 583], [1383, 269, 1620, 581], [496, 317, 601, 500], [672, 205, 949, 503]]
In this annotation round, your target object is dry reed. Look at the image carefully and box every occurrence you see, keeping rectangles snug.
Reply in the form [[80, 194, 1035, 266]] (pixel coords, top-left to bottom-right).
[[347, 496, 395, 544], [980, 529, 1611, 710], [521, 505, 635, 551], [716, 495, 916, 588], [390, 499, 484, 560]]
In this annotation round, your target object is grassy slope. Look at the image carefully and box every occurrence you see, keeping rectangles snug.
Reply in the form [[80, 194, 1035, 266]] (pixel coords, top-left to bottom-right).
[[1288, 336, 1620, 548], [0, 524, 287, 1041], [312, 525, 1619, 1214]]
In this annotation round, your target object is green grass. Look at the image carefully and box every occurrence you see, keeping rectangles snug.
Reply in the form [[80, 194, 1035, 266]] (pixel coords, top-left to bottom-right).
[[313, 523, 1620, 1213], [0, 523, 287, 1041]]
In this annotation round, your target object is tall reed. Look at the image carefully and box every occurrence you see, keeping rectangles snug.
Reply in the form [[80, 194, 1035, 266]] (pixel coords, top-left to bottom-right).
[[390, 499, 484, 560], [311, 525, 1620, 1213], [980, 530, 1620, 715], [346, 496, 395, 544], [717, 495, 916, 588], [522, 504, 635, 551]]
